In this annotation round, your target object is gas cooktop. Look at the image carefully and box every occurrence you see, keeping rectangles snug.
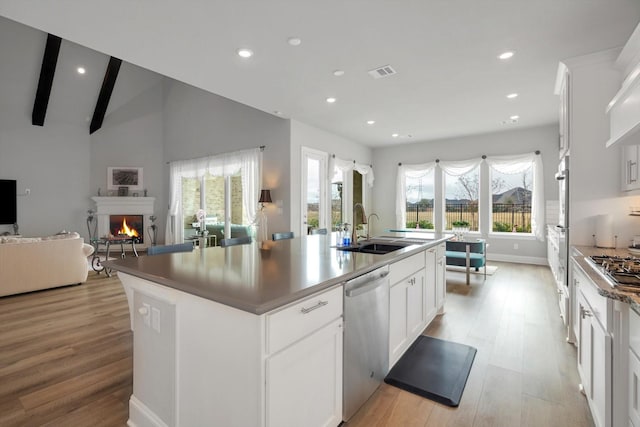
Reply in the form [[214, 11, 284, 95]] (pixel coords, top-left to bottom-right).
[[589, 255, 640, 288]]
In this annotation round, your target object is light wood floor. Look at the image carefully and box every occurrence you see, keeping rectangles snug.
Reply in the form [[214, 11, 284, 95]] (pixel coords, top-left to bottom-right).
[[0, 263, 593, 426], [346, 263, 594, 427]]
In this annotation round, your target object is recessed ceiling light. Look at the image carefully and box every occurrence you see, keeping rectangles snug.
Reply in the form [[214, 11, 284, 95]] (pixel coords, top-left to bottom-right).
[[392, 133, 399, 138], [333, 70, 345, 77], [498, 51, 514, 60], [366, 120, 375, 125], [287, 37, 302, 46], [326, 97, 337, 104], [510, 115, 519, 120], [237, 48, 254, 58], [506, 93, 518, 99], [77, 67, 86, 74]]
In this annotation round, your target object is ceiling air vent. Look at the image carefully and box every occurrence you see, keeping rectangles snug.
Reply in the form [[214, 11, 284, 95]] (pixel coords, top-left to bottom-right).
[[368, 64, 397, 79]]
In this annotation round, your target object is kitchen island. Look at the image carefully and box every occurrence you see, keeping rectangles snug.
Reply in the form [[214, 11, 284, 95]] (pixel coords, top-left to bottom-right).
[[105, 233, 449, 427]]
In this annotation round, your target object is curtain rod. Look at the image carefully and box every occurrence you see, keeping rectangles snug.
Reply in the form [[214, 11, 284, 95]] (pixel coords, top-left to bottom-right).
[[399, 150, 540, 166], [332, 154, 372, 167], [166, 145, 265, 164]]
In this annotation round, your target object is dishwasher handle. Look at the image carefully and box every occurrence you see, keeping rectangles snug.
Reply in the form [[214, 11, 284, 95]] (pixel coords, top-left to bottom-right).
[[345, 269, 389, 298]]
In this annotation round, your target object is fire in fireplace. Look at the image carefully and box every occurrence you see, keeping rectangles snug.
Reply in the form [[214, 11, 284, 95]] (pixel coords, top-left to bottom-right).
[[109, 215, 143, 243]]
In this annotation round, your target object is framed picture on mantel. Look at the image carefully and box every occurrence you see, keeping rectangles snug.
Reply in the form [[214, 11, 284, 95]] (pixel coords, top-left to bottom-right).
[[107, 167, 143, 191]]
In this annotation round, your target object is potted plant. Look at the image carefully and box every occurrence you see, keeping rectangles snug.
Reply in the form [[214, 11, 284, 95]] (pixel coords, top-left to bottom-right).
[[451, 221, 470, 239]]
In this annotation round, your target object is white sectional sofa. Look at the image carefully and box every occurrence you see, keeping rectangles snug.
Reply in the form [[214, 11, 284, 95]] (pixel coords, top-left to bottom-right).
[[0, 232, 94, 297]]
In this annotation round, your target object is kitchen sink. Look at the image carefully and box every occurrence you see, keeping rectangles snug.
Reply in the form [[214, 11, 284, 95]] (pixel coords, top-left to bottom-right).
[[337, 243, 409, 255]]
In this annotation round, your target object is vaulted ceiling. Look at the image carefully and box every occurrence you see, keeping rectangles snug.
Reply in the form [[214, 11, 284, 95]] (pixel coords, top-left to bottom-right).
[[1, 1, 639, 146]]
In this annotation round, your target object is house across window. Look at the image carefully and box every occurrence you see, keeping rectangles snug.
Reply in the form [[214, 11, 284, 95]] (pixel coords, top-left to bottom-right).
[[444, 166, 480, 232]]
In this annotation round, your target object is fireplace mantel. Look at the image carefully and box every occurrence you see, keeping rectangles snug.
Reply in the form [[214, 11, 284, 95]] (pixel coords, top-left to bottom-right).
[[92, 197, 156, 249]]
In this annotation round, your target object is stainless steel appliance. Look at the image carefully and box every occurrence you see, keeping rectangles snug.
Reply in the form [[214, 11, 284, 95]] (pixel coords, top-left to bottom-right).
[[343, 265, 390, 421], [555, 156, 570, 338], [589, 255, 640, 289]]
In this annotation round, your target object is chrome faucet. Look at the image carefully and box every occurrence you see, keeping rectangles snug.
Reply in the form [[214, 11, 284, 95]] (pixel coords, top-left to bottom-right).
[[352, 203, 367, 243], [366, 213, 379, 240]]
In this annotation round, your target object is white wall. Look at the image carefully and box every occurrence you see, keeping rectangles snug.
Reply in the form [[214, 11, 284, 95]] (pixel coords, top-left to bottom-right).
[[0, 16, 92, 237], [289, 120, 373, 233], [565, 49, 640, 247], [162, 80, 291, 240], [372, 124, 560, 263]]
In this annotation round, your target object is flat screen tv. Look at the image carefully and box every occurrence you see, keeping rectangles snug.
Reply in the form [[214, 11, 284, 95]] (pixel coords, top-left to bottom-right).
[[0, 180, 17, 225]]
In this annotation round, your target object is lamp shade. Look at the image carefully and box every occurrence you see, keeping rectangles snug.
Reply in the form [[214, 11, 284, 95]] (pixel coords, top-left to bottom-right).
[[259, 189, 272, 203]]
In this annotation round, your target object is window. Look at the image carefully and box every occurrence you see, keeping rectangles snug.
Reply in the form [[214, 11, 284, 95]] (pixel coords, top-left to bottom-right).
[[396, 152, 543, 240], [166, 148, 261, 244], [331, 168, 344, 230], [490, 164, 532, 233], [444, 165, 480, 231], [404, 169, 434, 229]]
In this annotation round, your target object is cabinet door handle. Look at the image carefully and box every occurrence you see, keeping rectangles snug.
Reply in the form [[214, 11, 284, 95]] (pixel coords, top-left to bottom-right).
[[581, 308, 593, 319], [631, 160, 638, 183], [300, 300, 328, 314]]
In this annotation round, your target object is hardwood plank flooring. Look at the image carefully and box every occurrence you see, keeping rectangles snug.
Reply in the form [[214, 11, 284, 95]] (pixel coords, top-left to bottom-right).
[[346, 262, 594, 427], [0, 262, 593, 426], [0, 272, 131, 426]]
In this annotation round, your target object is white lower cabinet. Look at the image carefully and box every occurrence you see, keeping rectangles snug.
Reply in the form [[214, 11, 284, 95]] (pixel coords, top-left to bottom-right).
[[630, 349, 640, 427], [576, 290, 611, 427], [119, 273, 343, 427], [435, 243, 446, 310], [631, 309, 640, 427], [389, 251, 427, 368], [266, 318, 343, 427]]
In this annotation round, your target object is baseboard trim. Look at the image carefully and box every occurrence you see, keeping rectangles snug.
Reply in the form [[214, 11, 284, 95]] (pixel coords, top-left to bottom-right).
[[486, 253, 548, 265], [129, 396, 170, 427]]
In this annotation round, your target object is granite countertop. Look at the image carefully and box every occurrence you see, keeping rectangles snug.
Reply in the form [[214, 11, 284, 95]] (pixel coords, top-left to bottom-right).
[[572, 245, 640, 313], [104, 233, 450, 315]]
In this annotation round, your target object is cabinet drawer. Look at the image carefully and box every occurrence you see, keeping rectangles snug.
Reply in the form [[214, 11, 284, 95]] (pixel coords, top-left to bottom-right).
[[576, 272, 610, 331], [389, 252, 425, 284], [266, 286, 343, 354], [631, 309, 640, 358]]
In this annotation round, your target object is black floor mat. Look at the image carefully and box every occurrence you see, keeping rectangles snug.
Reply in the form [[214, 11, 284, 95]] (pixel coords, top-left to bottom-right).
[[384, 335, 477, 407]]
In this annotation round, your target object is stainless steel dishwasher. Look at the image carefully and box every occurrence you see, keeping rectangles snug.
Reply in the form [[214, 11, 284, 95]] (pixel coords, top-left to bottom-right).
[[343, 265, 390, 421]]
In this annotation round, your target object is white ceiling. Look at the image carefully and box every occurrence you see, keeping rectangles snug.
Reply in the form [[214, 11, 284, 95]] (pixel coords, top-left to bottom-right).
[[0, 1, 639, 147]]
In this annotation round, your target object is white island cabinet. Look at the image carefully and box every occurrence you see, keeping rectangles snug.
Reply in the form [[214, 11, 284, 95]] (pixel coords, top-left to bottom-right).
[[388, 243, 445, 369], [119, 273, 343, 427], [389, 251, 426, 368]]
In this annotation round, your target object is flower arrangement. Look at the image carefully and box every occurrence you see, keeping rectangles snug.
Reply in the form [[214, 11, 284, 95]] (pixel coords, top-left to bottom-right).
[[195, 209, 208, 236], [451, 221, 469, 240]]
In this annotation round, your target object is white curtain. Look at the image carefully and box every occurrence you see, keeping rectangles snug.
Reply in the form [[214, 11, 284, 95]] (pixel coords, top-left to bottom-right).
[[438, 158, 483, 176], [165, 148, 262, 244], [485, 152, 544, 241], [396, 162, 436, 229]]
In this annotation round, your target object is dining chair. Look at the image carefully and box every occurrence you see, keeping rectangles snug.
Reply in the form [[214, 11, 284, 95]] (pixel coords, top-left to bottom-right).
[[310, 228, 328, 235], [272, 232, 294, 241], [220, 236, 252, 247], [147, 242, 194, 255]]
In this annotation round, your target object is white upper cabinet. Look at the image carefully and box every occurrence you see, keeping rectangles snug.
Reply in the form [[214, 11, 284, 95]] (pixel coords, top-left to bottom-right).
[[606, 22, 640, 148]]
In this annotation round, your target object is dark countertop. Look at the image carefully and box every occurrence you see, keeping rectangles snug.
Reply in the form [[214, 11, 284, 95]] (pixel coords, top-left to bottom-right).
[[572, 245, 640, 314], [104, 233, 451, 315]]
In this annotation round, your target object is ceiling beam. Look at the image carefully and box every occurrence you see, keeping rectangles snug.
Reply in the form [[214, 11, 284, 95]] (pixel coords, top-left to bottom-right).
[[32, 34, 62, 126], [89, 56, 122, 134]]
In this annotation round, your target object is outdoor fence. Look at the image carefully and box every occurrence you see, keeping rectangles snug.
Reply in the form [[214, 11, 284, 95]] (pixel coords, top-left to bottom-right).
[[405, 202, 531, 232]]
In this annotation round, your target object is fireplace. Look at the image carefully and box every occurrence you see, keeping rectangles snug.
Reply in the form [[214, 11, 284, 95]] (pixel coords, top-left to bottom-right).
[[92, 196, 155, 250], [109, 215, 144, 244]]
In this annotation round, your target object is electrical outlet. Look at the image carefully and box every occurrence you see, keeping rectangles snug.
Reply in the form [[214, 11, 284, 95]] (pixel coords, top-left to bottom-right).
[[152, 307, 161, 332], [513, 243, 519, 250], [140, 303, 151, 327]]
